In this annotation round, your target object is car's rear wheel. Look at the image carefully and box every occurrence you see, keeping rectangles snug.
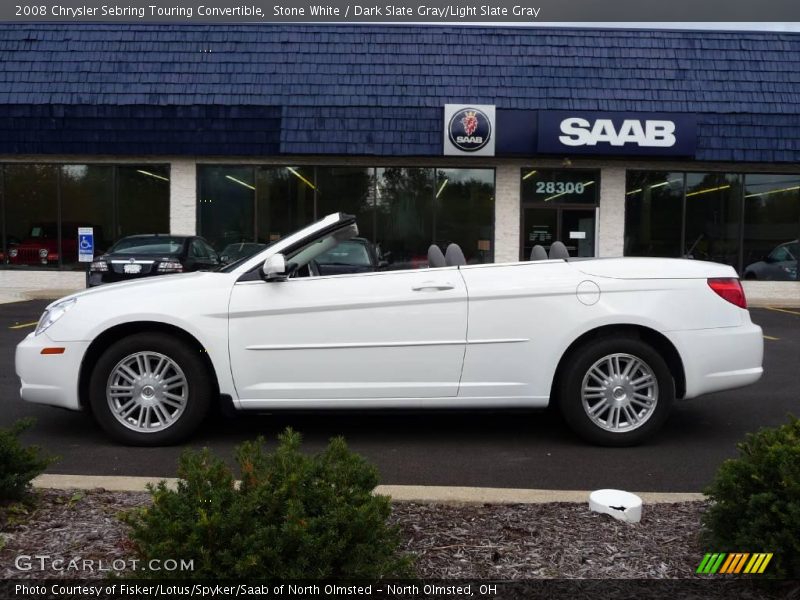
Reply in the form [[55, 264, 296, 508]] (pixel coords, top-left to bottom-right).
[[89, 333, 211, 446], [558, 336, 674, 446]]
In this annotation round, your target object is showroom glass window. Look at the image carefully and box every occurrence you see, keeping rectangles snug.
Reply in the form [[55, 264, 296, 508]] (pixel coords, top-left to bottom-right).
[[256, 166, 314, 244], [624, 170, 800, 280], [684, 172, 742, 268], [197, 166, 495, 268], [519, 169, 599, 259], [1, 164, 169, 270], [434, 168, 494, 264], [624, 171, 684, 258], [742, 174, 800, 281]]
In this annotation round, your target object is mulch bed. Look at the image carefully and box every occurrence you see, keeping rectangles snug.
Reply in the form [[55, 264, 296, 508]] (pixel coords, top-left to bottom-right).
[[0, 488, 708, 580]]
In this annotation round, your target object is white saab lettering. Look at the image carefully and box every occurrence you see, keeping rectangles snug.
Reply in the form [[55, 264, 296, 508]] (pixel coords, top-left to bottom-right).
[[558, 118, 676, 147], [456, 136, 483, 144]]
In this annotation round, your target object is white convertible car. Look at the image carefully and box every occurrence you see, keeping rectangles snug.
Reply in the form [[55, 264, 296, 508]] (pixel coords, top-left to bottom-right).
[[16, 213, 763, 446]]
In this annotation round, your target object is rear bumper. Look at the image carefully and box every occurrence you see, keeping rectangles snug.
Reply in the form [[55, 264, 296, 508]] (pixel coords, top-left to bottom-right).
[[15, 332, 89, 410], [666, 318, 764, 399]]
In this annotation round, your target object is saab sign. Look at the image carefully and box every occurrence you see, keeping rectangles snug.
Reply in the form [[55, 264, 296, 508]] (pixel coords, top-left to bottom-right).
[[538, 111, 696, 156], [444, 104, 495, 156]]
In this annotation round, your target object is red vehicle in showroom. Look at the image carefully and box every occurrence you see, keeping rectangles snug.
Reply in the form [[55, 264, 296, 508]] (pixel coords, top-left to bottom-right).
[[5, 223, 88, 266]]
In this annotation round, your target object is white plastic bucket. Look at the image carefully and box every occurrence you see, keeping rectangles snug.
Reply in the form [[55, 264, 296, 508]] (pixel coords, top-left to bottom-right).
[[588, 489, 643, 523]]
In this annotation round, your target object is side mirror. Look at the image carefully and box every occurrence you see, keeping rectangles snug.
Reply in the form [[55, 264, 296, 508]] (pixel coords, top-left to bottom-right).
[[262, 253, 287, 281]]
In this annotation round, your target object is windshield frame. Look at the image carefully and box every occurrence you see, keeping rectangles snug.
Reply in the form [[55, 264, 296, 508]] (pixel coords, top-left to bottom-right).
[[223, 212, 357, 276]]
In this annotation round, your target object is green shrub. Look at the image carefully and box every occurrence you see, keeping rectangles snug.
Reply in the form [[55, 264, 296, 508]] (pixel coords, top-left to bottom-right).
[[703, 415, 800, 579], [124, 428, 413, 579], [0, 419, 54, 502]]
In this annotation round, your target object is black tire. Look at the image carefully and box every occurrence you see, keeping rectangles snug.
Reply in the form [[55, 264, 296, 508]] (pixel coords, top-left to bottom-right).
[[89, 332, 212, 446], [557, 336, 675, 446]]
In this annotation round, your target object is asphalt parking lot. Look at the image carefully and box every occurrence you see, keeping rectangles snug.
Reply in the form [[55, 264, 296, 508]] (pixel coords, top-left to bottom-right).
[[1, 300, 798, 493]]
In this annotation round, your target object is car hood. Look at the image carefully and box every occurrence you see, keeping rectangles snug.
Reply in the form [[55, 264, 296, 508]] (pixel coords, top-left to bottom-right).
[[573, 257, 737, 279], [50, 271, 216, 306], [16, 239, 57, 247]]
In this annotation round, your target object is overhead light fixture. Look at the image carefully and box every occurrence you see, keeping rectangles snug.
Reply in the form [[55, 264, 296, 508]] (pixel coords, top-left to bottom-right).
[[626, 178, 683, 196], [745, 184, 800, 198], [136, 169, 170, 182], [436, 179, 449, 198], [225, 175, 255, 190], [522, 170, 537, 180], [287, 167, 316, 190], [543, 180, 594, 202], [686, 184, 730, 198]]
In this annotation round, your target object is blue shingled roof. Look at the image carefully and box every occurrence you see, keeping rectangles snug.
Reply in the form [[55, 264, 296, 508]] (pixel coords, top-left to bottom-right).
[[1, 24, 799, 160]]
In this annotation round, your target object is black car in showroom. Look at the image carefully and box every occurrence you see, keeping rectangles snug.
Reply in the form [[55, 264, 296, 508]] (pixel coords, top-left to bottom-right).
[[89, 234, 219, 286]]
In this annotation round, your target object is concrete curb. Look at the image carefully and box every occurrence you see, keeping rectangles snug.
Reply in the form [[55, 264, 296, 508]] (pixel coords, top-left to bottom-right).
[[32, 474, 705, 504]]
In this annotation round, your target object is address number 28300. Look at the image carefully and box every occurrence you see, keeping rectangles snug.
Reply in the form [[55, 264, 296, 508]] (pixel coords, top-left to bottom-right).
[[535, 181, 587, 195]]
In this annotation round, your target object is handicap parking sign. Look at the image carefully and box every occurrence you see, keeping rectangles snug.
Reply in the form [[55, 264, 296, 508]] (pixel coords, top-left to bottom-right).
[[78, 227, 94, 263]]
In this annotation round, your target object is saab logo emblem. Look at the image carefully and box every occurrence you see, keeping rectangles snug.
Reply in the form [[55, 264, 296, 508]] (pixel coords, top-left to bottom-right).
[[449, 107, 491, 152], [558, 118, 676, 148], [444, 104, 495, 156], [462, 111, 479, 136]]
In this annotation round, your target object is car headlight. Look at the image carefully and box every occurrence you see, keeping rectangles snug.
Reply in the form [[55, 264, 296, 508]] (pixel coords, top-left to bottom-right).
[[9, 248, 18, 258], [35, 298, 77, 336], [38, 248, 49, 258]]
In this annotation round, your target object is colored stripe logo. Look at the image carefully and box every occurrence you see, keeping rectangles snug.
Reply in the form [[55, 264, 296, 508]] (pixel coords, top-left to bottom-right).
[[697, 553, 773, 574]]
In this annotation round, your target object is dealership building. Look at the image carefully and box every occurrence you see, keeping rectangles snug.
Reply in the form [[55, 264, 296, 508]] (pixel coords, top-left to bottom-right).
[[0, 24, 798, 301]]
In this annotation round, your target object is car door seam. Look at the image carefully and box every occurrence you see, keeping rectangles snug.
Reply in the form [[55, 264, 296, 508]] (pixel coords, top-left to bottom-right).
[[456, 266, 470, 395]]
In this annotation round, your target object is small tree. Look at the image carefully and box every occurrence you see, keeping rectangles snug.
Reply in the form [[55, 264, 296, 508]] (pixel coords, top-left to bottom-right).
[[703, 416, 800, 579], [0, 419, 54, 502], [124, 428, 413, 579]]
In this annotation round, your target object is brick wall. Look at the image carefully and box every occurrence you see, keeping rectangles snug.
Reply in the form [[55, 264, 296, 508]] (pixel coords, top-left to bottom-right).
[[169, 159, 197, 235]]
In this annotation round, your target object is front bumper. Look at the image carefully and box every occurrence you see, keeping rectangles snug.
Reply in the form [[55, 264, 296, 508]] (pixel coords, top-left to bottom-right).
[[666, 317, 764, 399], [15, 332, 90, 410]]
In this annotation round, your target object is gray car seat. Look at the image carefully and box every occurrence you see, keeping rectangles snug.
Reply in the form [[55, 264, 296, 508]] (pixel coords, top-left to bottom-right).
[[549, 241, 569, 260], [427, 244, 446, 268], [530, 245, 548, 261], [445, 243, 467, 266]]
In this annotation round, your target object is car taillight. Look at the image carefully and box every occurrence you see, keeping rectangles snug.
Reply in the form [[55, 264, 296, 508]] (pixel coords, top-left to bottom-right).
[[707, 278, 747, 309], [158, 261, 183, 273]]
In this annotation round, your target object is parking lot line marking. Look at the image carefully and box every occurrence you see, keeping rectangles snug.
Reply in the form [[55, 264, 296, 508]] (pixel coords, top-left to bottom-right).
[[763, 335, 780, 341], [764, 306, 800, 317], [8, 321, 38, 330]]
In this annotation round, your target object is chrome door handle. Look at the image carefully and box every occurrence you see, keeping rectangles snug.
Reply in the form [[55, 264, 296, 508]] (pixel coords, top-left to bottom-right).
[[412, 281, 455, 291]]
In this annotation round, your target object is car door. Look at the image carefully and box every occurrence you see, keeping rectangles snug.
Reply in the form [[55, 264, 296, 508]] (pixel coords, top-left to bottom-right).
[[228, 267, 468, 402]]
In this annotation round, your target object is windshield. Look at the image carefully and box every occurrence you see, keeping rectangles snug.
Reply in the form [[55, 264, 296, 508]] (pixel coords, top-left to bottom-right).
[[315, 240, 371, 266], [221, 243, 265, 260], [217, 213, 357, 274], [29, 225, 58, 239], [111, 237, 184, 255]]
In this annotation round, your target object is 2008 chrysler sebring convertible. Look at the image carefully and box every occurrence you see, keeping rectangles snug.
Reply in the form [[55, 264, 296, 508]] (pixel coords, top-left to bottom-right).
[[15, 213, 764, 447]]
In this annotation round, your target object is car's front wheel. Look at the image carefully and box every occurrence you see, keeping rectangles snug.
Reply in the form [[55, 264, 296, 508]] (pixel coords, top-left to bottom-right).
[[558, 336, 674, 446], [89, 332, 212, 446]]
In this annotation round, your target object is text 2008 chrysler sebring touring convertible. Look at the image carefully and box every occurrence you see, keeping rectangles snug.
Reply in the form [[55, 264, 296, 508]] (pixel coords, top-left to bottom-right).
[[16, 213, 763, 446]]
